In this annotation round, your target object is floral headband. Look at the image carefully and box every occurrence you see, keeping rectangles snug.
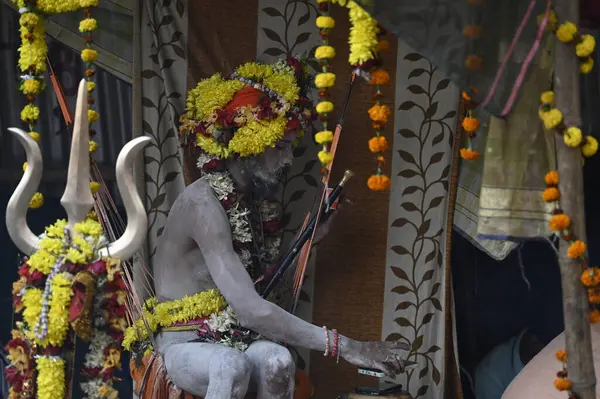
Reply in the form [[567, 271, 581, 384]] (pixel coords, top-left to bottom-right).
[[179, 58, 315, 159]]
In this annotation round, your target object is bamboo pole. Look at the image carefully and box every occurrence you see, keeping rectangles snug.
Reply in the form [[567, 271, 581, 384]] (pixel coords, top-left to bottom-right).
[[554, 1, 596, 397]]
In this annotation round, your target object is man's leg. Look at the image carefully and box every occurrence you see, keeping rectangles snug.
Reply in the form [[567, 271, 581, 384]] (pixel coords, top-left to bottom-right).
[[246, 340, 295, 399], [163, 342, 252, 399]]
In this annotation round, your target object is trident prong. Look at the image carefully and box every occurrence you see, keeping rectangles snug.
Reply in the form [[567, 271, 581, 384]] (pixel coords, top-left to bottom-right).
[[61, 79, 95, 228], [6, 128, 42, 255], [7, 78, 151, 261]]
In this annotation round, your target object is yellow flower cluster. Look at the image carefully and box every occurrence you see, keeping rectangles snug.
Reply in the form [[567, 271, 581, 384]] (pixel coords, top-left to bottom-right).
[[228, 117, 287, 156], [17, 17, 47, 74], [29, 192, 44, 209], [184, 74, 245, 120], [27, 219, 102, 275], [553, 20, 596, 74], [235, 62, 300, 102], [36, 356, 65, 399], [47, 273, 74, 346], [123, 289, 227, 351], [79, 17, 98, 32], [346, 1, 380, 65]]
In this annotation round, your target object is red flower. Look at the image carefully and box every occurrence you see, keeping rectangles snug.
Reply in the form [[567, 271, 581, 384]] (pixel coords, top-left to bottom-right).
[[287, 57, 303, 75], [286, 117, 301, 133], [18, 263, 30, 277], [263, 220, 281, 233], [88, 260, 106, 275], [203, 159, 219, 169], [5, 366, 24, 389], [216, 109, 236, 127], [81, 366, 101, 377], [64, 262, 80, 274], [27, 270, 44, 286]]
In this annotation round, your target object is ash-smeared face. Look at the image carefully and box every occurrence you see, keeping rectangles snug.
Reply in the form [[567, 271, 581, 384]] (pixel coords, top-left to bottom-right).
[[242, 132, 297, 187]]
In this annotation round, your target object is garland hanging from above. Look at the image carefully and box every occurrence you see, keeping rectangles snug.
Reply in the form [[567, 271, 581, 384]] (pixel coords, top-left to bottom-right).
[[5, 218, 126, 399], [13, 0, 102, 209], [314, 0, 391, 191]]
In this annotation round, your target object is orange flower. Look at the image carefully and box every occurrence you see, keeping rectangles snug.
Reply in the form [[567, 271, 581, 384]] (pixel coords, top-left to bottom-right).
[[549, 214, 570, 232], [368, 136, 389, 153], [581, 268, 600, 287], [462, 116, 480, 132], [545, 170, 559, 186], [542, 187, 560, 202], [465, 55, 483, 71], [368, 104, 391, 124], [589, 288, 600, 303], [554, 378, 572, 391], [370, 69, 390, 85], [461, 91, 472, 102], [460, 148, 480, 160], [590, 309, 600, 324], [367, 174, 391, 191], [567, 240, 586, 259], [378, 39, 390, 53], [555, 349, 567, 362], [376, 155, 385, 165], [463, 25, 482, 38]]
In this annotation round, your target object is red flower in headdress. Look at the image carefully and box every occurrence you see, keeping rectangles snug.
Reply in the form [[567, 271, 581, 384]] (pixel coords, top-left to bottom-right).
[[286, 117, 301, 133], [27, 270, 44, 286], [287, 57, 303, 75]]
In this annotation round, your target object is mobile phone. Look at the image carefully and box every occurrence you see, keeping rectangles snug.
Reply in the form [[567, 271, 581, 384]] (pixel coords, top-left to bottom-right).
[[358, 368, 386, 378]]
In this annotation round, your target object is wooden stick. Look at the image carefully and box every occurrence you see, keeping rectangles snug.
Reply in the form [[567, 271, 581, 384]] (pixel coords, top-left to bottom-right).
[[554, 1, 596, 397]]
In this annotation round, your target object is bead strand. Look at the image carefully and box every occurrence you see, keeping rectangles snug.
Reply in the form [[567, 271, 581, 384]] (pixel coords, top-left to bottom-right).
[[323, 326, 330, 357]]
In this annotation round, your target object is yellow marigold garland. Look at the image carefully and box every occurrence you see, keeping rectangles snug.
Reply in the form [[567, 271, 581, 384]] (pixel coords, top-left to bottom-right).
[[13, 0, 102, 209], [538, 90, 598, 158], [544, 14, 596, 74], [123, 289, 227, 352], [36, 356, 66, 399], [7, 217, 125, 399], [314, 0, 336, 167]]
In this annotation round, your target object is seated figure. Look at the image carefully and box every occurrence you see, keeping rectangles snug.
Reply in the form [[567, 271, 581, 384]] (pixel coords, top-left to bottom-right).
[[125, 58, 410, 399]]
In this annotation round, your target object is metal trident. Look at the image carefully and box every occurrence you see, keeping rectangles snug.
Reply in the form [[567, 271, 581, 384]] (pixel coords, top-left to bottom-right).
[[6, 79, 151, 261]]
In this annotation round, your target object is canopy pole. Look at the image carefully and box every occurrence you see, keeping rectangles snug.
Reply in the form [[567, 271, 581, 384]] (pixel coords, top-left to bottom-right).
[[554, 1, 596, 397]]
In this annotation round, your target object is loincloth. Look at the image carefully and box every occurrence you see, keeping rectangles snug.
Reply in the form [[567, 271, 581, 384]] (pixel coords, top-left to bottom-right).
[[130, 352, 313, 399]]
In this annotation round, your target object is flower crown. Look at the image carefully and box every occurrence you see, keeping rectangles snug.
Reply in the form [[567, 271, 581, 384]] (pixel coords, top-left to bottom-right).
[[179, 58, 315, 159]]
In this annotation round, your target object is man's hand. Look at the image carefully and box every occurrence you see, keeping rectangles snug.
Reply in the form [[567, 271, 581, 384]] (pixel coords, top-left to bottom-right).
[[341, 337, 411, 379], [313, 198, 350, 245]]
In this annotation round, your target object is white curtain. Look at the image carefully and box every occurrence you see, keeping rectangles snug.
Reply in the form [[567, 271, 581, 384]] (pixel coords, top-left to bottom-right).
[[381, 40, 459, 399]]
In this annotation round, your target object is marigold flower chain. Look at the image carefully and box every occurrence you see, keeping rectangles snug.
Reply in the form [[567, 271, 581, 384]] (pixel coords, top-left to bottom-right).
[[459, 99, 481, 161], [544, 169, 600, 396], [541, 11, 596, 74], [314, 0, 336, 167], [366, 32, 391, 191], [5, 217, 126, 399], [538, 90, 598, 158], [12, 0, 102, 209]]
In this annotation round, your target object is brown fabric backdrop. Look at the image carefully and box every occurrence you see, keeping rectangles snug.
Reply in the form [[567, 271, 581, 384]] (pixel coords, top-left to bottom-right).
[[185, 0, 258, 185]]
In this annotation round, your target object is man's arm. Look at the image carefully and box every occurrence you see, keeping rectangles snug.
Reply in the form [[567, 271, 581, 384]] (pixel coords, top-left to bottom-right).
[[186, 191, 344, 353]]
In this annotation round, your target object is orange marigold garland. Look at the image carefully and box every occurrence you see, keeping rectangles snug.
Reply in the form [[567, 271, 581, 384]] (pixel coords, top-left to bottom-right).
[[366, 31, 391, 191], [459, 104, 480, 161], [546, 170, 599, 396]]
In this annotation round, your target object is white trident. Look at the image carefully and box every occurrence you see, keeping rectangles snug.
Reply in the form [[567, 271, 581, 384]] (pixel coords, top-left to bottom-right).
[[6, 79, 151, 260]]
